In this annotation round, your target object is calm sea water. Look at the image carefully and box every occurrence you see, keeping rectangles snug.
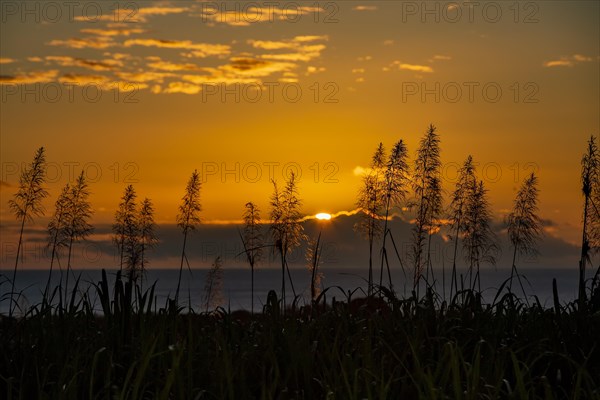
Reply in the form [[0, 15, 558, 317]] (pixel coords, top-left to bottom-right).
[[0, 267, 583, 315]]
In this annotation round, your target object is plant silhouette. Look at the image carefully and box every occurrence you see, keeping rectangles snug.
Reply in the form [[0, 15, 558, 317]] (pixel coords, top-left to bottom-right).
[[355, 143, 386, 295], [580, 135, 599, 306], [176, 170, 202, 306], [63, 171, 93, 302], [506, 173, 542, 302], [410, 125, 443, 294], [270, 172, 304, 306], [379, 139, 410, 294], [8, 147, 48, 317], [113, 185, 139, 277]]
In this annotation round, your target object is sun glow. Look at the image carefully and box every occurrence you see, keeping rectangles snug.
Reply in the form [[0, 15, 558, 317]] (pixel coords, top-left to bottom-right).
[[315, 213, 332, 220]]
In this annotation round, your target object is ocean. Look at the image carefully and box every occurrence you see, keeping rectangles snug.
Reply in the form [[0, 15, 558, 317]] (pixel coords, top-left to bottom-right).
[[0, 266, 587, 316]]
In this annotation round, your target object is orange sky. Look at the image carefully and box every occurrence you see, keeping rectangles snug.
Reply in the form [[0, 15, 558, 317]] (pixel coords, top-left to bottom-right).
[[1, 1, 599, 267]]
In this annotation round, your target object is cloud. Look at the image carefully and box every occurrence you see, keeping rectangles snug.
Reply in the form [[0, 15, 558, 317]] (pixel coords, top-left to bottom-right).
[[181, 73, 259, 86], [390, 61, 434, 73], [74, 6, 190, 23], [306, 66, 325, 75], [353, 5, 378, 11], [432, 55, 452, 61], [146, 57, 202, 72], [293, 35, 328, 43], [353, 166, 373, 176], [0, 58, 15, 64], [544, 60, 573, 68], [248, 40, 296, 50], [199, 5, 324, 26], [114, 71, 175, 83], [249, 36, 327, 63], [220, 57, 295, 77], [544, 54, 594, 68], [136, 6, 191, 17], [56, 73, 148, 92], [163, 81, 202, 94], [0, 70, 59, 84], [80, 27, 145, 37], [46, 56, 122, 71], [48, 37, 115, 49], [178, 56, 298, 86], [259, 52, 320, 62], [58, 73, 111, 85], [124, 39, 231, 57], [111, 81, 149, 92], [572, 54, 593, 62]]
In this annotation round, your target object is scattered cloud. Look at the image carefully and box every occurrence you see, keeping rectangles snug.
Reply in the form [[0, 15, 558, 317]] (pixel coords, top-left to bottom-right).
[[390, 61, 434, 73], [56, 73, 148, 92], [259, 50, 323, 62], [0, 58, 15, 64], [46, 56, 122, 71], [80, 27, 145, 37], [179, 57, 302, 86], [544, 54, 594, 68], [146, 57, 202, 72], [103, 53, 133, 61], [0, 70, 59, 84], [383, 40, 394, 46], [181, 73, 259, 86], [353, 166, 372, 176], [163, 81, 202, 94], [114, 71, 175, 83], [353, 5, 378, 11], [220, 57, 296, 77], [249, 40, 296, 50], [199, 5, 324, 26], [293, 35, 328, 43], [124, 39, 231, 57], [249, 36, 327, 63], [306, 66, 325, 75], [58, 73, 111, 85], [49, 37, 116, 49], [74, 6, 190, 23], [544, 60, 573, 68]]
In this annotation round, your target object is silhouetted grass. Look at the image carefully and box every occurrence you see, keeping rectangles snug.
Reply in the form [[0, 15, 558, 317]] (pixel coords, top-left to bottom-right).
[[1, 270, 599, 399]]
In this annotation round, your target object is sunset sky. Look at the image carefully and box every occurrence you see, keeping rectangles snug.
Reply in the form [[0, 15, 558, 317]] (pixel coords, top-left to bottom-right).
[[1, 1, 598, 270]]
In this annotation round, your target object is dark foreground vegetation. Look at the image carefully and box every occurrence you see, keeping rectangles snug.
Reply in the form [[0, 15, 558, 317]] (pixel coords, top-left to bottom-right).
[[2, 130, 599, 398], [1, 270, 599, 399]]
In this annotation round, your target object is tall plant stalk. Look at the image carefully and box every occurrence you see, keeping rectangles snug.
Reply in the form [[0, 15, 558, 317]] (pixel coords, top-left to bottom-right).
[[8, 147, 48, 317]]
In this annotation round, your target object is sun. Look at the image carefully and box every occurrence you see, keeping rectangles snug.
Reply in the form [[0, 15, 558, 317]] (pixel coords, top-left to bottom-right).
[[315, 213, 332, 220]]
